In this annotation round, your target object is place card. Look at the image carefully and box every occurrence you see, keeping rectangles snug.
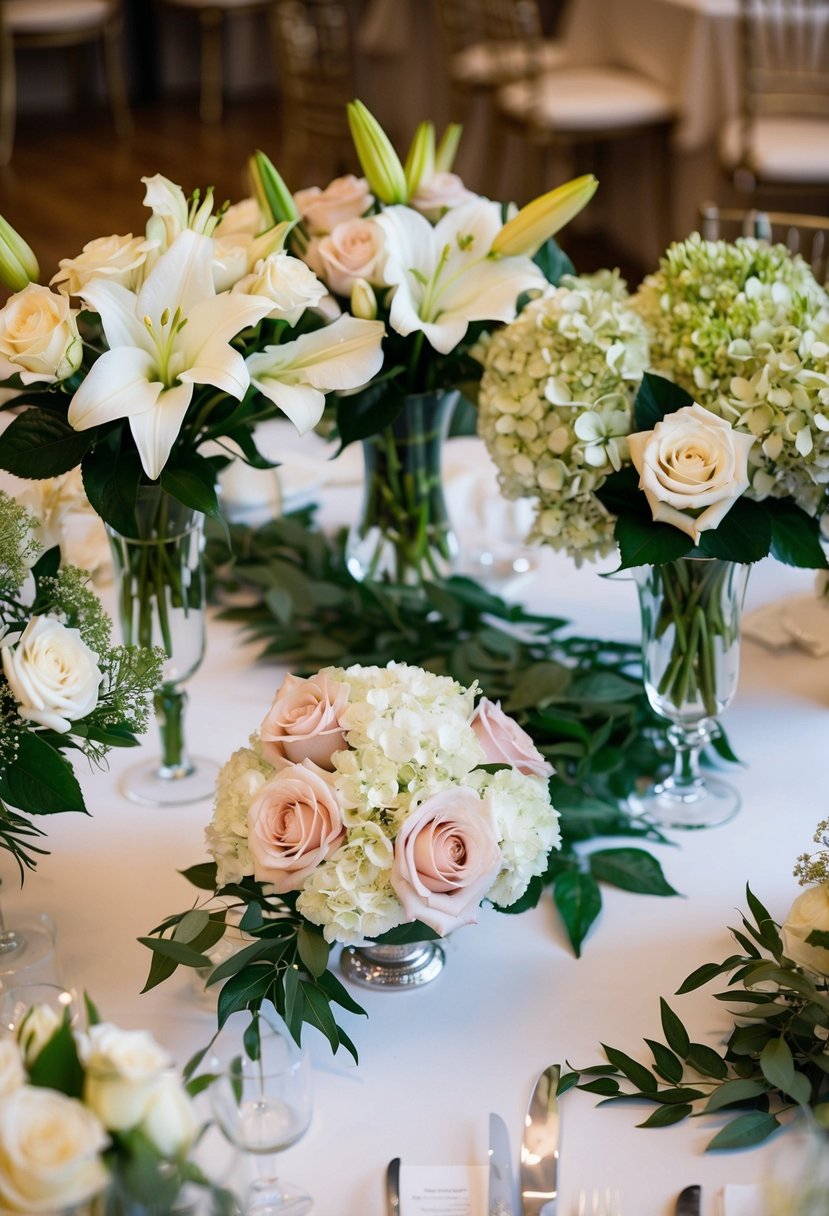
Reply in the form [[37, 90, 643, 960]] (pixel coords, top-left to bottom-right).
[[399, 1164, 488, 1215]]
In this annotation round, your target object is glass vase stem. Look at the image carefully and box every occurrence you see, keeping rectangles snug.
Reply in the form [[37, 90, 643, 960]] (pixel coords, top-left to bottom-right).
[[154, 687, 193, 778]]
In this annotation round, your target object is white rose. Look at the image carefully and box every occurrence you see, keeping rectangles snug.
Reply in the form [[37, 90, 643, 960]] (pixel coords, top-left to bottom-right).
[[0, 284, 82, 384], [628, 403, 756, 542], [83, 1024, 170, 1131], [0, 1039, 25, 1096], [0, 1086, 108, 1213], [16, 1004, 62, 1065], [50, 233, 157, 296], [233, 251, 327, 324], [140, 1072, 198, 1158], [2, 615, 102, 733], [411, 172, 478, 221], [17, 469, 109, 578], [782, 883, 829, 976]]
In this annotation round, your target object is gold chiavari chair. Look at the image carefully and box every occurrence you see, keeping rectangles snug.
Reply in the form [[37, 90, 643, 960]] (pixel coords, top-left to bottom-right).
[[719, 0, 829, 199], [698, 201, 829, 287], [0, 0, 131, 164]]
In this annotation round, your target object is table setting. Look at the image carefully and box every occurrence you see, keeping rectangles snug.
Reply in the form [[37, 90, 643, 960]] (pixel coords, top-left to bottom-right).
[[0, 96, 828, 1216]]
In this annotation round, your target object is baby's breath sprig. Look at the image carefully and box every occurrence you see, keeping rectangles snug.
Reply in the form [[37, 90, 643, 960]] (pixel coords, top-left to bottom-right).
[[794, 819, 829, 886]]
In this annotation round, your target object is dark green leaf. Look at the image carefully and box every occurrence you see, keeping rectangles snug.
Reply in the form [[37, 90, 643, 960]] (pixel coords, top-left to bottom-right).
[[297, 923, 330, 978], [553, 869, 602, 957], [335, 379, 406, 451], [136, 936, 212, 968], [676, 960, 738, 994], [807, 929, 829, 949], [660, 998, 691, 1059], [614, 511, 694, 571], [634, 372, 695, 430], [161, 454, 221, 519], [687, 1042, 729, 1079], [533, 235, 575, 285], [703, 1079, 770, 1113], [768, 498, 828, 569], [0, 732, 85, 815], [602, 1045, 658, 1094], [182, 862, 219, 891], [644, 1038, 684, 1085], [141, 947, 179, 993], [27, 1019, 84, 1098], [760, 1039, 811, 1104], [0, 409, 91, 477], [637, 1103, 693, 1128], [503, 661, 572, 712], [299, 979, 341, 1054], [705, 1112, 780, 1151], [207, 936, 282, 987], [81, 441, 142, 534], [695, 498, 771, 563], [588, 848, 678, 896], [217, 966, 274, 1028], [579, 1077, 622, 1096]]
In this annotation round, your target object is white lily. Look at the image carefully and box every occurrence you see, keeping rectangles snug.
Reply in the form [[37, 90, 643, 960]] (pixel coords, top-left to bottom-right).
[[67, 230, 274, 480], [246, 315, 385, 434], [375, 199, 544, 355]]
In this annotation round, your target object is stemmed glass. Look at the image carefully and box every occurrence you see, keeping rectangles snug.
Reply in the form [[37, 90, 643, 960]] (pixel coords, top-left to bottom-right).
[[209, 1015, 313, 1216], [0, 981, 78, 1038], [0, 879, 60, 990]]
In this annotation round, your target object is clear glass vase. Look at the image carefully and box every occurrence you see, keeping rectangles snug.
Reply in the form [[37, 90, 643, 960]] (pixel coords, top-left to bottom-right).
[[107, 488, 219, 806], [345, 389, 461, 587], [631, 557, 750, 830]]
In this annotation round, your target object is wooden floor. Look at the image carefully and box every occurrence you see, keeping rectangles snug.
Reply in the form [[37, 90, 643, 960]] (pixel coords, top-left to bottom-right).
[[0, 95, 644, 291]]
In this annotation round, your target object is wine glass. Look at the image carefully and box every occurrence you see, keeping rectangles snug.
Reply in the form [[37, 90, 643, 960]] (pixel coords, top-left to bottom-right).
[[209, 1015, 313, 1216], [0, 982, 78, 1047], [0, 881, 60, 991]]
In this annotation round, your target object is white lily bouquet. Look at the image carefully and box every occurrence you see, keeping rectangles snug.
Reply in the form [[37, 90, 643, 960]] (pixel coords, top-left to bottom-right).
[[0, 993, 232, 1214], [142, 661, 560, 1059], [0, 489, 160, 873], [249, 99, 597, 583]]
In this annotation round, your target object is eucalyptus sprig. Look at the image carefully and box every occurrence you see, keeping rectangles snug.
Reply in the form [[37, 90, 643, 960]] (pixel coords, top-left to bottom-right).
[[562, 887, 829, 1149], [202, 512, 737, 956]]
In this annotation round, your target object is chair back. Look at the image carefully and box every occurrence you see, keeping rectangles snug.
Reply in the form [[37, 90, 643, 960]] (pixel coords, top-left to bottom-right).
[[698, 202, 829, 286], [272, 0, 352, 130], [432, 0, 483, 57], [479, 0, 542, 41], [739, 0, 829, 121]]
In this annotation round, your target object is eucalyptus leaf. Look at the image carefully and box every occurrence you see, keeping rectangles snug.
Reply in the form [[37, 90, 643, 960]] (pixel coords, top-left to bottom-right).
[[705, 1112, 780, 1151]]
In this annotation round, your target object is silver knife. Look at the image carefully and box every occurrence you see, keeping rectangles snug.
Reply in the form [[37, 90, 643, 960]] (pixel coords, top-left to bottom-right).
[[386, 1157, 400, 1215], [675, 1186, 701, 1216], [489, 1112, 516, 1216], [520, 1064, 560, 1216]]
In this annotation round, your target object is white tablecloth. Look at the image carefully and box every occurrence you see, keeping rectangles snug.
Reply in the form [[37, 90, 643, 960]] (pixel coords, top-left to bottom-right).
[[1, 438, 825, 1215]]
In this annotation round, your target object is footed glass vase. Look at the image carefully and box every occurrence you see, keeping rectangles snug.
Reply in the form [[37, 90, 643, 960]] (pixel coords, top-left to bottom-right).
[[107, 489, 219, 806], [345, 389, 461, 588], [632, 557, 749, 830]]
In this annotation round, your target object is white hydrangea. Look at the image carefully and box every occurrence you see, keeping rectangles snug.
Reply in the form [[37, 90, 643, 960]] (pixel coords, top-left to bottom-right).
[[206, 662, 560, 943], [633, 235, 829, 512], [478, 271, 649, 561]]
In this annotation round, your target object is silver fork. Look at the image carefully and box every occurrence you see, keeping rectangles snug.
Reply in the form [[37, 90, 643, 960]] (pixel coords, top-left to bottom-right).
[[576, 1188, 622, 1216]]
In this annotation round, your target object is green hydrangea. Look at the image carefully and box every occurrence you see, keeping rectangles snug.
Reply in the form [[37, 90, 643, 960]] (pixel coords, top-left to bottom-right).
[[478, 271, 649, 561], [633, 235, 829, 513]]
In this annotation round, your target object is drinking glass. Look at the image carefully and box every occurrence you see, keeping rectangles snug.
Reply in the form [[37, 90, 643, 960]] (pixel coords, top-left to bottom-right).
[[209, 1016, 313, 1215], [0, 887, 60, 992], [0, 981, 78, 1039]]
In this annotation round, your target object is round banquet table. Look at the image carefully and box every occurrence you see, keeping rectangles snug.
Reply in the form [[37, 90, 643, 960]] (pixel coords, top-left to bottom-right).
[[0, 434, 825, 1215]]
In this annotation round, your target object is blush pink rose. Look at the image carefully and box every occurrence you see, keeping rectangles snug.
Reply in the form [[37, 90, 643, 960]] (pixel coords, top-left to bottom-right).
[[472, 698, 553, 779], [410, 172, 478, 222], [260, 672, 349, 770], [390, 788, 502, 936], [247, 761, 345, 892], [293, 175, 373, 235], [304, 220, 385, 298]]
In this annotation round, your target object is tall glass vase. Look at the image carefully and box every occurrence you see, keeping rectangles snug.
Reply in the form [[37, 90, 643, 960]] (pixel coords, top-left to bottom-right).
[[631, 557, 749, 830], [345, 389, 461, 588], [107, 488, 219, 806]]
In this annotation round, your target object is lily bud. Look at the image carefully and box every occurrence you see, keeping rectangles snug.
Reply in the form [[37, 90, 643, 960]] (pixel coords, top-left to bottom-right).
[[404, 121, 435, 198], [350, 277, 377, 320], [490, 174, 598, 258], [247, 220, 297, 268], [434, 124, 463, 174], [347, 100, 408, 205], [0, 214, 39, 292], [250, 151, 301, 227]]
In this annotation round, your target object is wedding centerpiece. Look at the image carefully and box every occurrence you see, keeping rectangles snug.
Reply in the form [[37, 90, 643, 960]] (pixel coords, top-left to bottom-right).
[[0, 991, 232, 1214], [0, 180, 385, 804], [141, 661, 560, 1058], [249, 99, 597, 586], [479, 245, 829, 828]]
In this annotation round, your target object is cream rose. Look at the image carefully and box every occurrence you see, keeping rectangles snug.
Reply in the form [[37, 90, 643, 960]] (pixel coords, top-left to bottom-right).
[[16, 1004, 62, 1066], [0, 284, 82, 384], [0, 1039, 24, 1096], [411, 172, 478, 222], [782, 883, 829, 976], [83, 1024, 170, 1132], [2, 615, 102, 733], [304, 219, 386, 298], [260, 671, 350, 769], [233, 251, 327, 324], [472, 698, 554, 779], [140, 1073, 198, 1158], [0, 1086, 108, 1213], [247, 761, 345, 892], [51, 233, 157, 296], [390, 788, 502, 936], [628, 403, 756, 542], [294, 175, 373, 235]]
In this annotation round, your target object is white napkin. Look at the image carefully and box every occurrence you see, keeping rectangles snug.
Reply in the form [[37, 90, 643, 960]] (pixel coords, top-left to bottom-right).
[[398, 1164, 488, 1216], [721, 1184, 765, 1216]]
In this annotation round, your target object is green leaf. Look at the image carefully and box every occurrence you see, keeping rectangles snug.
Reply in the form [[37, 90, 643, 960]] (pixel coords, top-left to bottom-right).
[[602, 1045, 658, 1094], [660, 998, 691, 1059], [0, 732, 86, 815], [216, 965, 274, 1028], [81, 441, 142, 534], [83, 992, 101, 1026], [703, 1078, 770, 1113], [579, 1077, 622, 1096], [760, 1039, 811, 1104], [644, 1038, 684, 1085], [372, 920, 441, 945], [676, 961, 737, 994], [637, 1103, 693, 1129], [335, 378, 405, 451], [27, 1019, 84, 1098], [181, 862, 219, 891], [141, 947, 179, 993], [299, 979, 341, 1054], [705, 1112, 780, 1151], [160, 453, 221, 519], [0, 408, 91, 477], [768, 497, 828, 569], [687, 1042, 729, 1079], [136, 936, 212, 969], [695, 498, 771, 563], [614, 511, 694, 571], [807, 928, 829, 949], [174, 909, 210, 943], [297, 923, 330, 978], [588, 848, 678, 896], [503, 661, 572, 712], [634, 372, 695, 430], [533, 235, 575, 286], [553, 869, 602, 957], [316, 969, 368, 1017], [207, 937, 284, 987]]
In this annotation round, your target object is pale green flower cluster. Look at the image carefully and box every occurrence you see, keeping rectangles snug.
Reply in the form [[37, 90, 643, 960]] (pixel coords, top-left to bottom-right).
[[204, 742, 271, 886], [794, 818, 829, 886], [467, 766, 561, 907], [634, 235, 829, 512], [0, 490, 38, 596], [478, 271, 649, 561]]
